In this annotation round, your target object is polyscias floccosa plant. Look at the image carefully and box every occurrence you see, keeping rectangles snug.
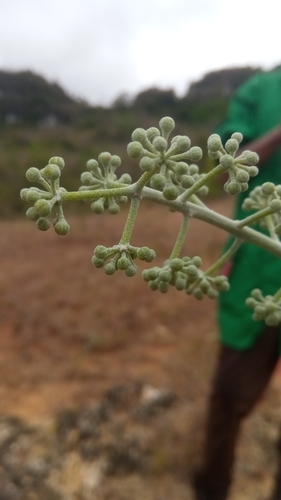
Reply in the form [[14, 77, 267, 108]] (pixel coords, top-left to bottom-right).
[[20, 117, 281, 326]]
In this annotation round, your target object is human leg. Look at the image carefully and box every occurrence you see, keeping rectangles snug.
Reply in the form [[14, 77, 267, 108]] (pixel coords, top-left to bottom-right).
[[193, 326, 280, 500]]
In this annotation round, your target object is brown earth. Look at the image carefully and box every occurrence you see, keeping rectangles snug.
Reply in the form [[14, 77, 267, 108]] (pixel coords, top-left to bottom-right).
[[0, 196, 281, 499]]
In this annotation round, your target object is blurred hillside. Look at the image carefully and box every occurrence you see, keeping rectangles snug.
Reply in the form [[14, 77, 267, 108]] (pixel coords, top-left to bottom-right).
[[0, 66, 260, 215]]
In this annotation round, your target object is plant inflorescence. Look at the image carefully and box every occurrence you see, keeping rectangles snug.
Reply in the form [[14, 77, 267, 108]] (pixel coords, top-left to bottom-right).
[[20, 117, 281, 325]]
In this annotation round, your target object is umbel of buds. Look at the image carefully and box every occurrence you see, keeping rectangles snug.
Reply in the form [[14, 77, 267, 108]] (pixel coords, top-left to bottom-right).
[[127, 117, 209, 200], [142, 256, 229, 298], [80, 153, 132, 214], [207, 132, 259, 195], [92, 244, 156, 276], [20, 157, 70, 235], [242, 182, 281, 234], [246, 289, 281, 326]]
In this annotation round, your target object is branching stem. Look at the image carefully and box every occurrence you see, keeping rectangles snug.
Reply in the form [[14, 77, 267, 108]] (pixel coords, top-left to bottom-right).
[[170, 214, 190, 259]]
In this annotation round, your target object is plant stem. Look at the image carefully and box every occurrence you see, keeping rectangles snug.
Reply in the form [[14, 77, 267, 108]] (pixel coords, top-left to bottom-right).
[[119, 196, 140, 244], [204, 238, 242, 276], [170, 214, 190, 259], [237, 206, 274, 228], [178, 164, 225, 202]]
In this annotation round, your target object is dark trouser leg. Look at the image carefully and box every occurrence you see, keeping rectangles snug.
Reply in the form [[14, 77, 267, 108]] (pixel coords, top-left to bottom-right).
[[193, 326, 280, 500]]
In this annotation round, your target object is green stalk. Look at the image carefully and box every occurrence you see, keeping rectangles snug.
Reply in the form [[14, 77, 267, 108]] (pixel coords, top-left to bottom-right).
[[178, 164, 225, 203], [237, 206, 275, 228], [169, 214, 190, 259], [119, 196, 140, 244], [204, 238, 242, 276]]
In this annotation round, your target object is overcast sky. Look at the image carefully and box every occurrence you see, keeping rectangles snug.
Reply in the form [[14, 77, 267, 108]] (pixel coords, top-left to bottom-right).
[[1, 0, 280, 106]]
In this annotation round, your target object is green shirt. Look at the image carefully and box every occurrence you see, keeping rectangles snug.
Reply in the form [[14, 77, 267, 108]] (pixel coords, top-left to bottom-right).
[[216, 68, 281, 350]]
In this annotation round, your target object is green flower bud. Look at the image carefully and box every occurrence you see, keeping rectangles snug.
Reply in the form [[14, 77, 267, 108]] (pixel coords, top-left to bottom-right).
[[44, 164, 61, 181], [110, 155, 121, 168], [117, 256, 131, 270], [275, 185, 281, 196], [132, 128, 147, 143], [25, 189, 42, 203], [191, 256, 202, 267], [199, 279, 210, 293], [53, 218, 70, 235], [159, 116, 175, 135], [225, 139, 239, 154], [208, 151, 221, 159], [218, 281, 230, 292], [219, 154, 234, 169], [174, 136, 191, 152], [231, 132, 243, 144], [108, 199, 120, 214], [26, 167, 41, 182], [127, 141, 144, 159], [49, 156, 65, 170], [153, 136, 167, 152], [240, 183, 249, 193], [91, 255, 105, 268], [94, 245, 108, 259], [104, 262, 116, 275], [26, 207, 39, 221], [91, 200, 105, 214], [159, 281, 169, 293], [225, 182, 241, 195], [119, 173, 132, 184], [98, 152, 112, 166], [36, 217, 51, 231], [245, 152, 259, 165], [254, 305, 266, 316], [159, 270, 171, 282], [246, 297, 256, 308], [163, 184, 179, 200], [20, 188, 30, 201], [34, 199, 52, 217], [150, 174, 166, 190], [169, 258, 183, 271], [207, 288, 219, 299], [149, 280, 159, 291], [193, 289, 204, 300], [251, 288, 263, 300], [137, 247, 156, 263], [270, 199, 281, 212], [265, 312, 280, 326], [186, 265, 199, 277], [143, 268, 158, 281], [180, 175, 193, 188], [81, 172, 94, 185], [87, 159, 99, 171], [187, 147, 202, 162], [125, 265, 138, 277], [247, 166, 259, 177], [175, 278, 186, 291], [189, 164, 199, 175], [174, 162, 189, 176], [139, 156, 155, 172], [146, 127, 160, 142], [236, 170, 249, 183], [261, 182, 275, 195], [198, 186, 209, 197], [207, 134, 222, 152]]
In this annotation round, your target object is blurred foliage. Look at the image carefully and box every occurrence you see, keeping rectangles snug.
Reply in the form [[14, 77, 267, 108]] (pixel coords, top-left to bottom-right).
[[0, 66, 262, 216]]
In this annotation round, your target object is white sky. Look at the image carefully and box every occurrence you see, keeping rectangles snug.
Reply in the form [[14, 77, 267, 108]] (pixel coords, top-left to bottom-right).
[[0, 0, 280, 106]]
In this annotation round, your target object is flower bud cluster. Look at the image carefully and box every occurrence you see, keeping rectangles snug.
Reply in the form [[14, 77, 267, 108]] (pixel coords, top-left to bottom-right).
[[246, 289, 281, 326], [80, 153, 132, 214], [207, 133, 259, 195], [142, 256, 229, 298], [127, 117, 207, 200], [92, 244, 156, 277], [20, 157, 70, 235], [242, 182, 281, 234]]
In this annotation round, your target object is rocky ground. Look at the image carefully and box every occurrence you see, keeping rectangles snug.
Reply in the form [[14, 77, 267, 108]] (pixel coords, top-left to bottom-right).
[[0, 197, 281, 499]]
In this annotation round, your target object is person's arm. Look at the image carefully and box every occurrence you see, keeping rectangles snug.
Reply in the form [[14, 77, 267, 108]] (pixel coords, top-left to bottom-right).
[[239, 124, 281, 166]]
